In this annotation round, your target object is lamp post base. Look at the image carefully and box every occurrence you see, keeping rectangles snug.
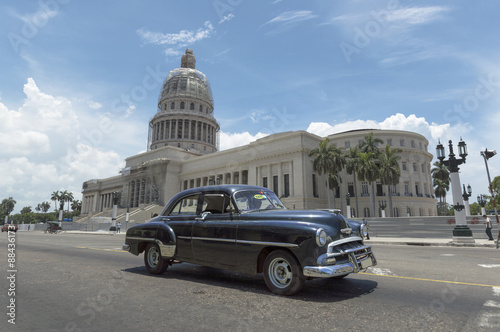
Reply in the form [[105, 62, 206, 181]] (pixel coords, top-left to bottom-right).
[[452, 225, 475, 244]]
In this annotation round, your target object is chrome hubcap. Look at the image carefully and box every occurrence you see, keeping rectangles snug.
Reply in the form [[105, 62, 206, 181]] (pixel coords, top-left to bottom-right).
[[269, 257, 292, 288], [148, 247, 159, 267]]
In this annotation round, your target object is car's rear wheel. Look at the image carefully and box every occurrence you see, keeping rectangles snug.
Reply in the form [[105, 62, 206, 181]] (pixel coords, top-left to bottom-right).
[[263, 250, 304, 295], [144, 243, 168, 274]]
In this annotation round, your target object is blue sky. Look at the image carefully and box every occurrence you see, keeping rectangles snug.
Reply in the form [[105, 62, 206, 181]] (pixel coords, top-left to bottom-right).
[[1, 0, 500, 213]]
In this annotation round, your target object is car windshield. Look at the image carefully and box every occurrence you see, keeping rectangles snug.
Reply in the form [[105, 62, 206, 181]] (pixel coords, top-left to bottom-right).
[[233, 189, 286, 212]]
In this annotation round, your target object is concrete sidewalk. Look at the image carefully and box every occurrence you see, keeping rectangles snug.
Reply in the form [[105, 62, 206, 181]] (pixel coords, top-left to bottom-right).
[[366, 237, 498, 248]]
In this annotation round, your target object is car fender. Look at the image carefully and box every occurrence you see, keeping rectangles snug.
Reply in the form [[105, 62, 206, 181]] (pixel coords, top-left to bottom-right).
[[155, 223, 177, 258]]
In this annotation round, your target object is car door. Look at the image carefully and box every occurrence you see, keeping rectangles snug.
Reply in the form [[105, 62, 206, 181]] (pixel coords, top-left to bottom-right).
[[161, 193, 201, 260], [191, 193, 238, 267]]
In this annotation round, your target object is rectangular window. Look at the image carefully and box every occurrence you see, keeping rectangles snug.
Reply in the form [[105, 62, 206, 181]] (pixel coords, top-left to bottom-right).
[[348, 182, 354, 196], [273, 175, 279, 195], [402, 162, 407, 171], [413, 163, 417, 172], [263, 177, 268, 188], [313, 174, 318, 198], [361, 182, 369, 196], [400, 139, 405, 147], [345, 141, 350, 149], [284, 174, 290, 197], [387, 139, 392, 146]]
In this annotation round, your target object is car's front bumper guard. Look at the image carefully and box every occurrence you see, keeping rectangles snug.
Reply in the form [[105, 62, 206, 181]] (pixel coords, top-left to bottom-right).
[[303, 245, 377, 278]]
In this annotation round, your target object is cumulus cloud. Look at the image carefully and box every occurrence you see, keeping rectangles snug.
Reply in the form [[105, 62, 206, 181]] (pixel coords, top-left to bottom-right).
[[219, 131, 268, 151], [0, 78, 125, 213]]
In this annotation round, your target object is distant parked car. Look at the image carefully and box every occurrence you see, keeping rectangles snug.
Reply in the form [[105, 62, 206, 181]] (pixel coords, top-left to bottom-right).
[[2, 224, 18, 232], [123, 185, 376, 295]]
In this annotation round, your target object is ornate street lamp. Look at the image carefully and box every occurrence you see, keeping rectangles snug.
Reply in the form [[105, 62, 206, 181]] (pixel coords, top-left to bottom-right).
[[477, 194, 487, 216], [345, 193, 351, 218], [480, 148, 499, 225], [111, 191, 121, 233], [379, 200, 387, 218], [462, 184, 472, 216], [436, 139, 474, 243]]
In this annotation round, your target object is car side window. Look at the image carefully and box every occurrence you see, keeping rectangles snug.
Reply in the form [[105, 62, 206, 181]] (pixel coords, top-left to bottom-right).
[[168, 194, 199, 216], [201, 194, 234, 214]]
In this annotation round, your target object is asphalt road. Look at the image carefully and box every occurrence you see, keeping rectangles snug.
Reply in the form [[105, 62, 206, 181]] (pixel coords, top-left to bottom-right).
[[1, 232, 500, 331]]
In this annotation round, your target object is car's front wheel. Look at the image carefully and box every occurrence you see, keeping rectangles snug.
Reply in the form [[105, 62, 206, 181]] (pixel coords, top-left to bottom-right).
[[144, 243, 168, 274], [263, 250, 304, 295]]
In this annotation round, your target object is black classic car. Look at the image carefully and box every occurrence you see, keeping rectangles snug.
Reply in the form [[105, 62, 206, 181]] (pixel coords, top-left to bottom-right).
[[123, 185, 376, 295]]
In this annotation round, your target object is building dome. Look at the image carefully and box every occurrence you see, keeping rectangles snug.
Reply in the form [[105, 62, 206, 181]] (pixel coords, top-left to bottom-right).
[[148, 49, 219, 153]]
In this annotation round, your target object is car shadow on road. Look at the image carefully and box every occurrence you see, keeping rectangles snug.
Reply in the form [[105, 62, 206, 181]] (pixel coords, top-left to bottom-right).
[[122, 264, 378, 302]]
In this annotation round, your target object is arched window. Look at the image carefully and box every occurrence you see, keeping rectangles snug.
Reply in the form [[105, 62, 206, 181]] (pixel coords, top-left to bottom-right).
[[171, 102, 175, 109], [363, 207, 370, 217], [164, 104, 167, 110], [190, 103, 195, 110], [180, 102, 185, 109], [199, 105, 203, 112]]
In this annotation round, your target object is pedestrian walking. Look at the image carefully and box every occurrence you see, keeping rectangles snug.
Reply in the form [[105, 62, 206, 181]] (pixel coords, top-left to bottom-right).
[[117, 222, 122, 233], [483, 215, 494, 240], [363, 218, 370, 240]]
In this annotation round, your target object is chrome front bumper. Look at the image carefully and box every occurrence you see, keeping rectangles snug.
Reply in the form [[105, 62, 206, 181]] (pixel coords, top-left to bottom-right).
[[303, 238, 377, 278]]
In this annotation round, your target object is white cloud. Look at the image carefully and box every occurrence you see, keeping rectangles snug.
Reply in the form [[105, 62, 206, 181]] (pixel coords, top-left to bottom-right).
[[87, 100, 102, 109], [262, 10, 317, 35], [219, 131, 268, 151], [137, 21, 214, 46], [0, 78, 126, 213], [387, 6, 449, 25], [219, 13, 234, 24], [264, 10, 317, 25]]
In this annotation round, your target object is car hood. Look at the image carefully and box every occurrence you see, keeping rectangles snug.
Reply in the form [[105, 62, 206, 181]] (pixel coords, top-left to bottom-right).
[[242, 209, 350, 230]]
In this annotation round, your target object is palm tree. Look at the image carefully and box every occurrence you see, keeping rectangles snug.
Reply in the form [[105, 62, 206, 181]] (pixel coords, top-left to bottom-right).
[[51, 191, 60, 211], [1, 197, 16, 216], [346, 147, 361, 217], [379, 145, 402, 217], [35, 203, 42, 213], [358, 132, 384, 216], [359, 132, 384, 155], [309, 138, 335, 208], [433, 178, 449, 215], [41, 201, 51, 213], [71, 200, 81, 212], [65, 192, 74, 212], [431, 161, 450, 215], [357, 152, 379, 217], [329, 144, 346, 210]]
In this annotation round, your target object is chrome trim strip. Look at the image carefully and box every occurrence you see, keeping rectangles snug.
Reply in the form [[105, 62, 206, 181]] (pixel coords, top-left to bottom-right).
[[180, 236, 298, 248], [126, 237, 155, 242], [329, 236, 363, 247], [236, 240, 299, 248], [192, 237, 236, 243]]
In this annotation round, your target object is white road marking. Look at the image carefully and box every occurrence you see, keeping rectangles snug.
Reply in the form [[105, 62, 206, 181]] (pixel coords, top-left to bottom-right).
[[441, 254, 455, 256], [478, 264, 500, 268], [366, 267, 396, 276], [484, 301, 500, 308]]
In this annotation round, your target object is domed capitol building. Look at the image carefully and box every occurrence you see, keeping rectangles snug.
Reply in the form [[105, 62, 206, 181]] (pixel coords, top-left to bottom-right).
[[81, 49, 437, 219]]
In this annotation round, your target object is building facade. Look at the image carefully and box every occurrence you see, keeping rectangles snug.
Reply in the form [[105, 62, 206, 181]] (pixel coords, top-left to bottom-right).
[[81, 50, 437, 218]]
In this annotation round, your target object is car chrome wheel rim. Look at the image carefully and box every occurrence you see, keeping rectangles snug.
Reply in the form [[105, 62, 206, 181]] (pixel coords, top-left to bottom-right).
[[268, 257, 292, 288], [147, 247, 160, 267]]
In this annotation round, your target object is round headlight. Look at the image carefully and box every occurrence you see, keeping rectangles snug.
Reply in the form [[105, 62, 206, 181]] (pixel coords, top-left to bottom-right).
[[316, 228, 327, 247], [360, 224, 368, 239]]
